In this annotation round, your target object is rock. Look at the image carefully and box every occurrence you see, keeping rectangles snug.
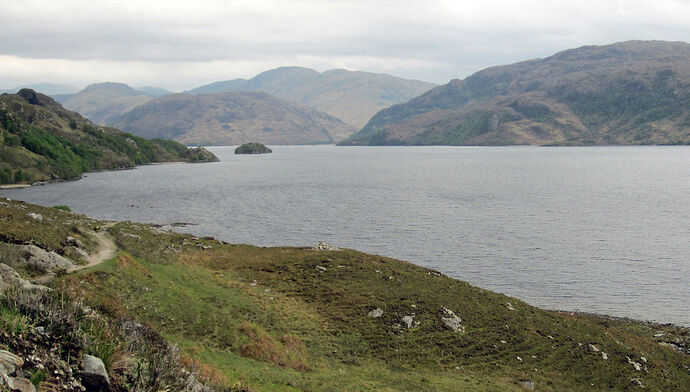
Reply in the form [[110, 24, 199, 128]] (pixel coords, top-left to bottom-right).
[[26, 213, 42, 221], [0, 264, 49, 293], [66, 236, 81, 247], [0, 350, 23, 376], [401, 315, 417, 329], [368, 308, 384, 318], [521, 380, 535, 390], [588, 344, 600, 352], [601, 352, 608, 360], [21, 245, 74, 273], [315, 265, 327, 272], [121, 233, 141, 240], [441, 307, 464, 332], [73, 247, 89, 259], [2, 376, 36, 392], [81, 355, 110, 391], [311, 242, 342, 251], [626, 356, 642, 371], [506, 302, 516, 311]]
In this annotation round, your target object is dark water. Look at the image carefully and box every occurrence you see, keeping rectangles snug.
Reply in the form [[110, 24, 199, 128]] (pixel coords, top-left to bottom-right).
[[4, 146, 689, 326]]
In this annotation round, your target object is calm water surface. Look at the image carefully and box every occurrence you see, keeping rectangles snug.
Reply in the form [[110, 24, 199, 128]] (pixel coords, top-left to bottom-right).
[[4, 146, 689, 325]]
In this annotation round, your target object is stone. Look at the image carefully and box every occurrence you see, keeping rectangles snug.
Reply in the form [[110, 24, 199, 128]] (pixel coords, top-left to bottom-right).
[[506, 302, 516, 311], [368, 308, 384, 318], [0, 350, 23, 376], [315, 265, 327, 272], [401, 315, 416, 329], [66, 236, 81, 247], [0, 263, 49, 293], [21, 245, 74, 272], [26, 213, 42, 221], [441, 307, 464, 332], [82, 355, 110, 391], [588, 344, 600, 352], [3, 376, 36, 392], [521, 380, 535, 390], [311, 242, 342, 251], [601, 352, 608, 360]]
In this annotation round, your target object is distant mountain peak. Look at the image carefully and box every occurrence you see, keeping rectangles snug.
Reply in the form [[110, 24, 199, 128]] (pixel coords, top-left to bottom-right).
[[342, 40, 690, 146], [186, 67, 436, 128]]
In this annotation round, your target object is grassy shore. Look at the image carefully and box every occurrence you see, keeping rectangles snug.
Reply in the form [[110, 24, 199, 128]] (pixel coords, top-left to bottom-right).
[[1, 198, 688, 391]]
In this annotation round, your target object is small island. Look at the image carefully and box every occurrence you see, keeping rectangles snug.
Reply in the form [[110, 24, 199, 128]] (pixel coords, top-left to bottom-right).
[[234, 142, 272, 154]]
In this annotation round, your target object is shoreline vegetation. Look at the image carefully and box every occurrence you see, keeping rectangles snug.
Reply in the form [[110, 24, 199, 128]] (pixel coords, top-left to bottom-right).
[[0, 198, 687, 391], [0, 88, 219, 187]]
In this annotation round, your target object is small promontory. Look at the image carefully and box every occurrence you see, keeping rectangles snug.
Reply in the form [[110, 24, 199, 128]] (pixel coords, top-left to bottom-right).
[[234, 143, 272, 154]]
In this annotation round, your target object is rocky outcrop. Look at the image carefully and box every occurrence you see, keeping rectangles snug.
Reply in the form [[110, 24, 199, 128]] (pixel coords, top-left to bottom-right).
[[441, 307, 464, 332], [312, 242, 342, 251], [0, 264, 49, 293], [21, 245, 74, 274], [0, 350, 35, 392]]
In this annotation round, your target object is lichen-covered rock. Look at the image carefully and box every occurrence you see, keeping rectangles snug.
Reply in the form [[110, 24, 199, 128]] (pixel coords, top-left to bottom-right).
[[0, 264, 49, 293], [26, 213, 42, 221], [21, 245, 74, 273], [312, 242, 342, 251], [441, 307, 464, 332], [82, 354, 110, 390], [3, 376, 36, 392], [0, 350, 23, 376], [368, 308, 384, 318]]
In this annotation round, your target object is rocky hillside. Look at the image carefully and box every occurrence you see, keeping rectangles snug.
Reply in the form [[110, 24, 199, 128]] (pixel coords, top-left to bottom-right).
[[1, 199, 688, 391], [342, 41, 690, 146], [111, 91, 356, 145], [0, 89, 217, 185], [58, 82, 156, 125], [187, 66, 436, 128]]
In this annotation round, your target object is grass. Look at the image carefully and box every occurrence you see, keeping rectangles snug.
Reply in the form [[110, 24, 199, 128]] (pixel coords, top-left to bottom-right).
[[2, 199, 689, 391]]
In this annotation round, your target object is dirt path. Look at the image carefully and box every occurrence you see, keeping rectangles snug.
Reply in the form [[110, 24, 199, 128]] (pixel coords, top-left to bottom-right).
[[69, 230, 117, 273]]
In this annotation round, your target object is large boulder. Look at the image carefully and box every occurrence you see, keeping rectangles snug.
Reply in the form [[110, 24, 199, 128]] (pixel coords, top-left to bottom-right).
[[82, 354, 110, 391], [0, 264, 49, 293], [21, 245, 74, 273]]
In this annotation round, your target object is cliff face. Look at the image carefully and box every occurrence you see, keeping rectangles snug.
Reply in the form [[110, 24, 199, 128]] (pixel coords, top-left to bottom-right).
[[342, 41, 690, 146]]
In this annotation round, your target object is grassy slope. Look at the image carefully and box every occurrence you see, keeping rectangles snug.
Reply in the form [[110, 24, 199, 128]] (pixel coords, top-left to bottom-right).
[[1, 200, 688, 391]]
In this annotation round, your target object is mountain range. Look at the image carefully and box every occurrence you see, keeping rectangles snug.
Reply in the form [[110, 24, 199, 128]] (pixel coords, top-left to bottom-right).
[[187, 66, 437, 128], [343, 41, 690, 146], [110, 91, 355, 145]]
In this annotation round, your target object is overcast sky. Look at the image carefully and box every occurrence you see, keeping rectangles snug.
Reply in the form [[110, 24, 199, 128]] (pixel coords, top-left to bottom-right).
[[2, 0, 689, 91]]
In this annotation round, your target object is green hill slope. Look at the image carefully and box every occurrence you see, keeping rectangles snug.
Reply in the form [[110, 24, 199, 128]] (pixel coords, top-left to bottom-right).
[[111, 91, 356, 145], [0, 89, 217, 185], [1, 200, 686, 391], [342, 41, 690, 146], [188, 66, 437, 128]]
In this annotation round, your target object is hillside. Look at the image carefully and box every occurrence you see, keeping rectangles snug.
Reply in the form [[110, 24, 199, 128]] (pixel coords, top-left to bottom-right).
[[0, 89, 218, 185], [111, 91, 356, 145], [59, 82, 156, 125], [188, 66, 437, 128], [0, 199, 688, 391], [342, 41, 690, 146]]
